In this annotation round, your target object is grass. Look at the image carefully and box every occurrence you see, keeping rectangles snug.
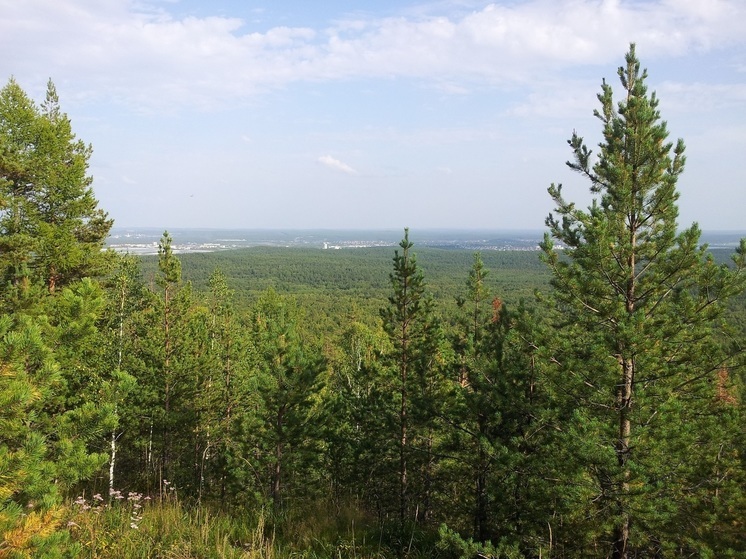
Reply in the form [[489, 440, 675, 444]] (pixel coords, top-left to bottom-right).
[[67, 491, 273, 559], [64, 494, 434, 559]]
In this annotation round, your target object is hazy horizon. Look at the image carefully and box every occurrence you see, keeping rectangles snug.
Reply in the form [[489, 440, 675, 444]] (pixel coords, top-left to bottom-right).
[[107, 227, 746, 255]]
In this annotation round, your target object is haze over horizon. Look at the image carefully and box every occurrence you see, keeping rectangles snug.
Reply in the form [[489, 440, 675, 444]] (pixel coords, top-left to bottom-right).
[[3, 0, 745, 231]]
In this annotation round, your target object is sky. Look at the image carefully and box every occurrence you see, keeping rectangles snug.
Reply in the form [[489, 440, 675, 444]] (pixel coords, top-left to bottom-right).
[[1, 0, 745, 231]]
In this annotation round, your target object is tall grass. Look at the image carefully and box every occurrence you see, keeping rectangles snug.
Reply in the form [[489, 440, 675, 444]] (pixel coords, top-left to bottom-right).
[[67, 491, 273, 559], [66, 490, 452, 558]]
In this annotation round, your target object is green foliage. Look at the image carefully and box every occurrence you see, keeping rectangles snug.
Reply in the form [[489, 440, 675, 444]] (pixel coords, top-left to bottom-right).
[[444, 256, 551, 553], [317, 316, 396, 515], [139, 245, 550, 333], [539, 44, 746, 557], [0, 78, 116, 558], [249, 289, 326, 511], [437, 524, 524, 559], [193, 269, 258, 507], [2, 52, 745, 559], [0, 314, 98, 558], [0, 78, 112, 302], [380, 229, 439, 525]]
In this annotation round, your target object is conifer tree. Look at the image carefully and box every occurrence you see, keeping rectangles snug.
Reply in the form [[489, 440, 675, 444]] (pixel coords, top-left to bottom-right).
[[450, 254, 497, 539], [154, 231, 183, 486], [126, 232, 198, 492], [380, 228, 451, 528], [100, 254, 143, 494], [0, 316, 67, 556], [0, 78, 112, 302], [196, 268, 256, 506], [0, 79, 115, 556], [250, 289, 324, 511], [447, 255, 547, 550], [153, 232, 202, 490], [0, 313, 111, 556], [381, 228, 427, 526], [540, 44, 746, 557]]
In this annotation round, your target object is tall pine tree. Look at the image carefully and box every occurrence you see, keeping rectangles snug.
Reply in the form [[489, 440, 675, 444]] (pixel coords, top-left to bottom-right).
[[540, 44, 746, 558], [0, 79, 114, 557], [380, 228, 450, 530], [0, 78, 112, 303], [381, 228, 427, 526]]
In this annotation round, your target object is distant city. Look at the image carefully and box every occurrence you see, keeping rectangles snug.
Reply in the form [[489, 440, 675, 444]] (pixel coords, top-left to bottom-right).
[[106, 228, 746, 256]]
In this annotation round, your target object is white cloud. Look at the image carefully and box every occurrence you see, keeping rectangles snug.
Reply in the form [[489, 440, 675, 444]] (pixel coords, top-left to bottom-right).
[[657, 81, 746, 113], [318, 155, 358, 175], [1, 0, 745, 111]]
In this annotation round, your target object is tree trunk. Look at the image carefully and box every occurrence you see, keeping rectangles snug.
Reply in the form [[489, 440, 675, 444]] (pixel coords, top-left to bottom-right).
[[273, 406, 285, 510], [109, 427, 117, 495], [162, 282, 172, 480], [400, 372, 407, 525], [475, 414, 488, 540], [400, 311, 409, 527], [419, 430, 433, 523], [612, 229, 637, 558], [613, 355, 634, 559]]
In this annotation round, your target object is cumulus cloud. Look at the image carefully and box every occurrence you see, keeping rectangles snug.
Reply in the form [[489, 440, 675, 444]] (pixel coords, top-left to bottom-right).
[[1, 0, 744, 110], [318, 155, 358, 175]]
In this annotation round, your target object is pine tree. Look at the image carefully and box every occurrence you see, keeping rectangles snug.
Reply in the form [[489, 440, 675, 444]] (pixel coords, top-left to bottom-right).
[[447, 255, 547, 551], [124, 232, 199, 493], [540, 44, 746, 557], [0, 313, 109, 557], [0, 79, 115, 556], [100, 254, 142, 494], [196, 268, 256, 506], [0, 78, 112, 302], [451, 253, 497, 539], [153, 232, 203, 491], [158, 231, 179, 470], [380, 228, 452, 530], [100, 259, 161, 494], [250, 289, 324, 511], [380, 228, 427, 526]]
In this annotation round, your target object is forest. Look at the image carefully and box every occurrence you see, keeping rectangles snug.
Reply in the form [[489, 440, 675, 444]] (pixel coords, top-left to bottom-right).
[[1, 46, 745, 559]]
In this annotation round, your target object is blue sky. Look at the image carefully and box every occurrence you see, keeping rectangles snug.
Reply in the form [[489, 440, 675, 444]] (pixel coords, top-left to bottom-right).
[[2, 0, 745, 230]]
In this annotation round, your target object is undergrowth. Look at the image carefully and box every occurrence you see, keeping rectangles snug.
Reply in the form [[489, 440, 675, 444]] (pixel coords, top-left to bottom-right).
[[63, 492, 451, 559]]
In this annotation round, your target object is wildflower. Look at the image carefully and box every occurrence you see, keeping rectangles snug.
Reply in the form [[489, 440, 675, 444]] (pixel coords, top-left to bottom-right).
[[74, 496, 91, 511], [93, 493, 104, 502]]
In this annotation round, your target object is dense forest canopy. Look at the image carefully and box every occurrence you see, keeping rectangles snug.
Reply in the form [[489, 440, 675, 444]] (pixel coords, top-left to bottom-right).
[[1, 47, 745, 559]]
